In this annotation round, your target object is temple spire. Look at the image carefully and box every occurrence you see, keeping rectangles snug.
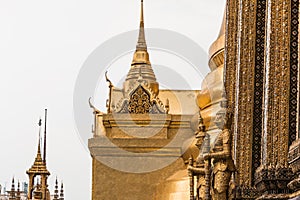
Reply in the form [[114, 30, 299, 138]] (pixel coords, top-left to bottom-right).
[[53, 177, 59, 200], [37, 118, 42, 159], [11, 177, 15, 192], [43, 109, 47, 164], [137, 0, 147, 51], [125, 0, 159, 96], [9, 177, 16, 199], [59, 182, 64, 200], [132, 0, 151, 65], [26, 116, 50, 200], [16, 181, 21, 200]]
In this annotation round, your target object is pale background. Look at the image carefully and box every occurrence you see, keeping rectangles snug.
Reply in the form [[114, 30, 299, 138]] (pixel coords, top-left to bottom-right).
[[0, 0, 225, 199]]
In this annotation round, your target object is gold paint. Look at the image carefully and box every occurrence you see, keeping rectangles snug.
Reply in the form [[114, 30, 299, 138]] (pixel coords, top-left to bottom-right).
[[131, 0, 150, 65], [26, 136, 50, 200], [124, 0, 159, 96]]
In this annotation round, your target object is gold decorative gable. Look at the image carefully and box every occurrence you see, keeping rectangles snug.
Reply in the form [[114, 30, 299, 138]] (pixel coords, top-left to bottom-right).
[[116, 85, 165, 114]]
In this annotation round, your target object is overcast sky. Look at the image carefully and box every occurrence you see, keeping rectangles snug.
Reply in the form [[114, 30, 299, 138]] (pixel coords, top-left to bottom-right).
[[0, 1, 225, 199]]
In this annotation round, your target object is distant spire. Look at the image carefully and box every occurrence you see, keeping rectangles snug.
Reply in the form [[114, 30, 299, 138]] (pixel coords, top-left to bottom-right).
[[16, 181, 21, 200], [43, 109, 47, 164], [59, 182, 64, 200], [9, 177, 16, 198], [26, 118, 50, 176], [37, 119, 42, 159], [11, 177, 15, 191], [53, 177, 59, 200]]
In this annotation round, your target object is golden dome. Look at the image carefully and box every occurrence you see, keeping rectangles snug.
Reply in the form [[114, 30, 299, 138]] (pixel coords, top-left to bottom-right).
[[208, 11, 225, 71], [196, 10, 226, 129]]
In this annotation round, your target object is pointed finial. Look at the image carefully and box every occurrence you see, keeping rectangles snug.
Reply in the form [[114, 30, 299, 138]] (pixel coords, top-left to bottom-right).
[[132, 0, 150, 65], [43, 109, 47, 164], [38, 133, 42, 156], [11, 177, 15, 191], [38, 118, 42, 155], [54, 177, 59, 200], [59, 182, 64, 200], [16, 181, 21, 200], [38, 118, 42, 127], [137, 0, 146, 51], [31, 118, 44, 166], [140, 0, 144, 23], [9, 177, 16, 198]]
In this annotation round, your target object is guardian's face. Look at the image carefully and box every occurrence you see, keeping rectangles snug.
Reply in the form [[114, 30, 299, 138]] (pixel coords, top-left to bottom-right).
[[215, 110, 226, 129]]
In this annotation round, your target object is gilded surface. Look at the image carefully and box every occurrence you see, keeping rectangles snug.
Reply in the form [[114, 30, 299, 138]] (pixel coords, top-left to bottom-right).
[[223, 0, 298, 198], [262, 0, 290, 168], [251, 0, 266, 182], [226, 0, 256, 187], [116, 84, 166, 114], [206, 103, 235, 200], [89, 0, 300, 199], [289, 0, 299, 146]]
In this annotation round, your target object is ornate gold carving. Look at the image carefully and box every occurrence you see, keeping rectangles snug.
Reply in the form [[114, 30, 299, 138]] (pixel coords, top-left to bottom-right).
[[189, 99, 236, 200], [251, 0, 267, 183], [204, 100, 235, 200], [261, 0, 291, 169], [128, 85, 152, 114], [224, 0, 240, 186], [116, 84, 166, 114], [188, 113, 211, 200], [227, 0, 256, 187]]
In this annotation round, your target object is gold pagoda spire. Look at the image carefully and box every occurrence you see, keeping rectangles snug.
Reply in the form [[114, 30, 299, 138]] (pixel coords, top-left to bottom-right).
[[137, 0, 146, 51], [36, 119, 43, 165], [26, 119, 50, 175], [132, 0, 151, 65], [123, 0, 159, 96]]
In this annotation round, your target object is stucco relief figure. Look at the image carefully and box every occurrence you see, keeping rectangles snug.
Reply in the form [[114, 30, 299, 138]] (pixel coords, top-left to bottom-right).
[[196, 157, 207, 200], [204, 102, 235, 200], [188, 113, 210, 200], [188, 156, 207, 200]]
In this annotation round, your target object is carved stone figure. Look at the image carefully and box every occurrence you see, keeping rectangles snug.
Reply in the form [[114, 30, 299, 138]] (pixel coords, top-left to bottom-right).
[[204, 101, 235, 200], [197, 158, 207, 200], [188, 113, 211, 200]]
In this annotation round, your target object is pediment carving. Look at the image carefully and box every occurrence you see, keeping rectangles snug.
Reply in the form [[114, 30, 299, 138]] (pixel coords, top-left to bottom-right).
[[114, 84, 165, 114]]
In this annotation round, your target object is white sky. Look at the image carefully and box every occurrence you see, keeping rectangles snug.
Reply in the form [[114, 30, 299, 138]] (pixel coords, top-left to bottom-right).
[[0, 0, 225, 199]]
